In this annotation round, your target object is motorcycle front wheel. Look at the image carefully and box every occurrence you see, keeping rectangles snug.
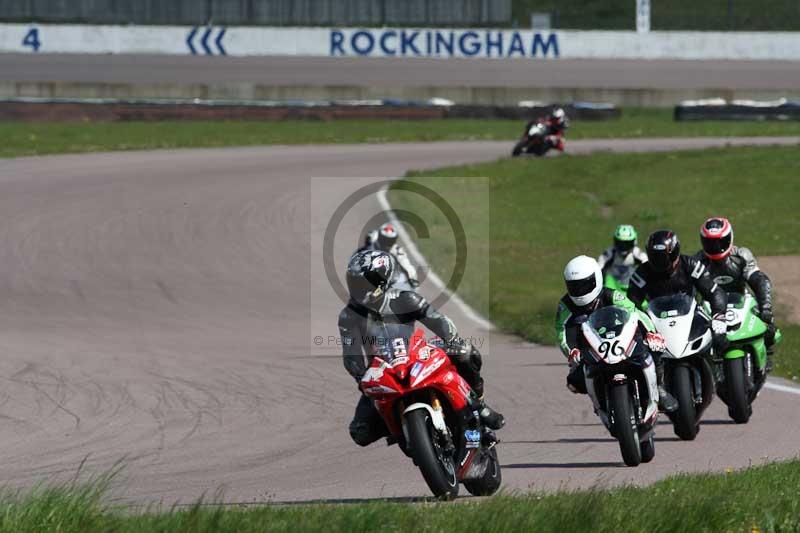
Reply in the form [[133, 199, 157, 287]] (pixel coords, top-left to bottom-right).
[[724, 357, 752, 424], [405, 409, 459, 499], [610, 383, 641, 467], [671, 365, 699, 440]]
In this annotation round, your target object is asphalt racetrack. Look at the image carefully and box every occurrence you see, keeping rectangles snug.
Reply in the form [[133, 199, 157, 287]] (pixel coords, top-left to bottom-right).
[[3, 54, 800, 90], [1, 136, 799, 504]]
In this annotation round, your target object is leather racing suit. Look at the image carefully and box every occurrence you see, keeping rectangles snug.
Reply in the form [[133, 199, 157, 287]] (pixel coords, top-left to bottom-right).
[[694, 246, 776, 348], [627, 254, 728, 345]]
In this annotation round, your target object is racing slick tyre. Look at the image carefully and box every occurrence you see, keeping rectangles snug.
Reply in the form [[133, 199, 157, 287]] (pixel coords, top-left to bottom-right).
[[405, 409, 459, 499], [725, 358, 752, 424], [463, 447, 502, 496], [611, 383, 641, 467], [511, 140, 526, 157], [671, 365, 699, 440]]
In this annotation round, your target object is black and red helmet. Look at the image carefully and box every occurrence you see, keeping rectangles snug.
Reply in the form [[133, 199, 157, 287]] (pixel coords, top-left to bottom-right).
[[646, 230, 681, 274], [700, 217, 733, 260]]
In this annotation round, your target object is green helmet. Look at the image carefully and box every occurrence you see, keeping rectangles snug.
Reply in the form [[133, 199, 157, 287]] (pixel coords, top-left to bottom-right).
[[613, 224, 637, 256]]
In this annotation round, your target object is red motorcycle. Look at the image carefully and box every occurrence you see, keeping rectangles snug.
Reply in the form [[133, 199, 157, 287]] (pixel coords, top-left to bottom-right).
[[361, 329, 502, 499]]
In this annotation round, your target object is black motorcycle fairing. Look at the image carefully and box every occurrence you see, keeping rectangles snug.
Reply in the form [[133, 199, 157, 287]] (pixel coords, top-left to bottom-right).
[[689, 309, 711, 348]]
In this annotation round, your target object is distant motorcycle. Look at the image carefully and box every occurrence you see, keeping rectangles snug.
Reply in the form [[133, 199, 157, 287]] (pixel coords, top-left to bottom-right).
[[360, 329, 501, 499], [580, 306, 659, 466], [511, 122, 559, 157]]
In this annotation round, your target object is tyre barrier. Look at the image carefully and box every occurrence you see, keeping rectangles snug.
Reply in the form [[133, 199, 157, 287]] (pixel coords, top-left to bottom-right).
[[0, 97, 620, 122], [674, 98, 800, 121]]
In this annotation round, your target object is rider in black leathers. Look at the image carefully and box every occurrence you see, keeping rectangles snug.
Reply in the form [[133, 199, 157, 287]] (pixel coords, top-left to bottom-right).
[[338, 250, 504, 446], [627, 230, 728, 389], [694, 217, 777, 355]]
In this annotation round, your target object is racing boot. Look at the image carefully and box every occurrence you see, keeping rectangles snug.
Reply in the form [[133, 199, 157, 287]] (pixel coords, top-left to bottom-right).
[[566, 364, 588, 394], [655, 360, 678, 413], [477, 396, 505, 430]]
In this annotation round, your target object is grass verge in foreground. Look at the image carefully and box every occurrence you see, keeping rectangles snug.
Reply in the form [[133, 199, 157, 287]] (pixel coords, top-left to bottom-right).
[[4, 459, 800, 532], [392, 145, 800, 379], [4, 108, 800, 158]]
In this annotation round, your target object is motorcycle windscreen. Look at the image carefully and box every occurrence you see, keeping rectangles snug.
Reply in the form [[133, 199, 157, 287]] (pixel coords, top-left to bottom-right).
[[587, 306, 631, 337], [647, 294, 693, 319]]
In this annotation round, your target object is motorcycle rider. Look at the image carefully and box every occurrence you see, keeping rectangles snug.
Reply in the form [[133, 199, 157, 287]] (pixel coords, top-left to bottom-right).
[[360, 222, 419, 288], [597, 224, 648, 276], [554, 255, 674, 411], [627, 229, 728, 381], [694, 217, 777, 359], [339, 249, 504, 447], [523, 106, 568, 154]]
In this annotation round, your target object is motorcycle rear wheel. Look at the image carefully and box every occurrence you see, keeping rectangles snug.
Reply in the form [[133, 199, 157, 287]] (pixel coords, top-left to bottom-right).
[[671, 365, 699, 440], [405, 409, 459, 499], [611, 383, 642, 467]]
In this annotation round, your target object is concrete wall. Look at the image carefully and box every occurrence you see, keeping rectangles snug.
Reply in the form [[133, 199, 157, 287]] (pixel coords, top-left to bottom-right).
[[4, 23, 800, 60]]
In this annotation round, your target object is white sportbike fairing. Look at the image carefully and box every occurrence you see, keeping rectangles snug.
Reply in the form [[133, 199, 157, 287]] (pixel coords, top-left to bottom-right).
[[648, 294, 712, 359]]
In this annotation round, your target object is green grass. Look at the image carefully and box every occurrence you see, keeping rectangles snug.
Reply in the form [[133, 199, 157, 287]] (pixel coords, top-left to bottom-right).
[[774, 324, 800, 382], [4, 458, 800, 532], [4, 109, 800, 158], [392, 145, 800, 378]]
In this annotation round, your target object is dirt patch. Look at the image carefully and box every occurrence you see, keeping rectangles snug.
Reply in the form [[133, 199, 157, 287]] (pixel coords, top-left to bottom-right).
[[760, 256, 800, 324]]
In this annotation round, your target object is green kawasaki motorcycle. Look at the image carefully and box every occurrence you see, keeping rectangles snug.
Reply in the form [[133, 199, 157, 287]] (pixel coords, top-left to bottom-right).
[[715, 292, 782, 424]]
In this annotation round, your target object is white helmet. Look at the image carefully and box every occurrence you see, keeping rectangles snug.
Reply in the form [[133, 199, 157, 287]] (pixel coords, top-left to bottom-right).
[[563, 255, 602, 307]]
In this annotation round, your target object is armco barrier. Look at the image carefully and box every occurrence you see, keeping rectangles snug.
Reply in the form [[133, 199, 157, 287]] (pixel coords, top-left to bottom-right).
[[3, 24, 800, 60], [0, 97, 620, 122], [674, 98, 800, 121]]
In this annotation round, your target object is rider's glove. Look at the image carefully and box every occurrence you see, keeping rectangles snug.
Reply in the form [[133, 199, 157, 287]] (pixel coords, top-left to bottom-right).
[[711, 314, 728, 336], [444, 337, 471, 358], [568, 348, 581, 367], [645, 332, 667, 353], [760, 306, 774, 325]]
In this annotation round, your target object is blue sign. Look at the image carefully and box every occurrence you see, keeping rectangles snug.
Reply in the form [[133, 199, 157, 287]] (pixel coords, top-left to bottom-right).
[[330, 29, 559, 58], [187, 27, 227, 56]]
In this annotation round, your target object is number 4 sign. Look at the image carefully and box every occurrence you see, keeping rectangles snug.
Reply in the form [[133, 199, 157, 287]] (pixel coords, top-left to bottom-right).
[[22, 27, 41, 52]]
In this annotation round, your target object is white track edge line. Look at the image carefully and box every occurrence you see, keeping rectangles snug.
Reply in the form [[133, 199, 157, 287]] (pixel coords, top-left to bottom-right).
[[376, 185, 494, 331], [764, 381, 800, 395]]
